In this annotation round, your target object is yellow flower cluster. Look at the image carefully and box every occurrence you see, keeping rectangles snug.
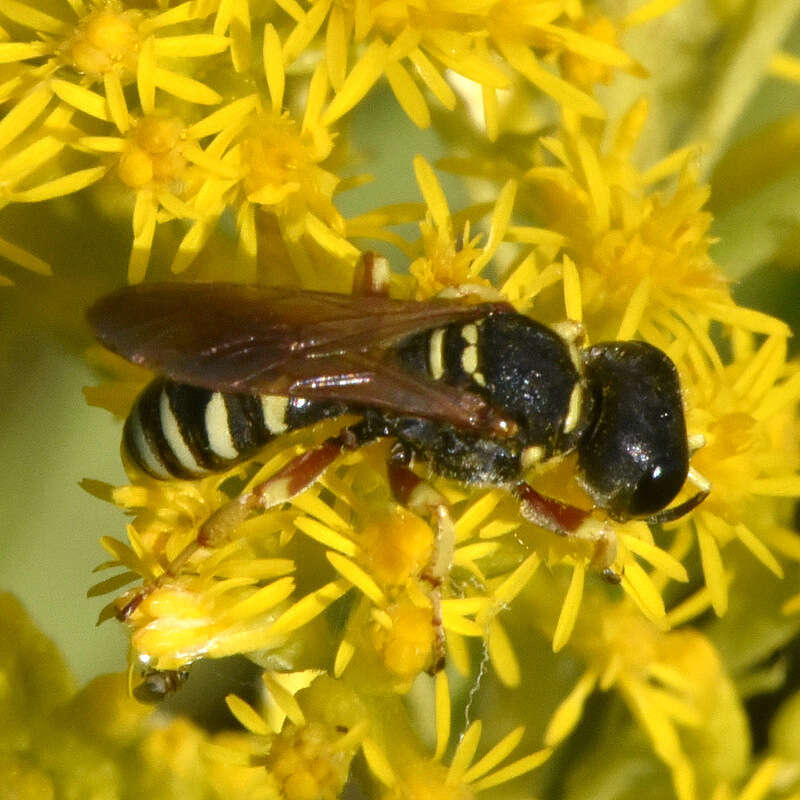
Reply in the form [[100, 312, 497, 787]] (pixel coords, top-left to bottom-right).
[[2, 2, 800, 800], [0, 592, 274, 800]]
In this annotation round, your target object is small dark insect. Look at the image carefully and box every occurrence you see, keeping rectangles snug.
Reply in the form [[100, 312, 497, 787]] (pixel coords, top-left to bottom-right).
[[89, 254, 709, 594], [133, 667, 189, 703]]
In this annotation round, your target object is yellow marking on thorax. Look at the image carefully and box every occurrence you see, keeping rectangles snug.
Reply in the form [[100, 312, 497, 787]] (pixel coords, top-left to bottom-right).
[[563, 384, 583, 434]]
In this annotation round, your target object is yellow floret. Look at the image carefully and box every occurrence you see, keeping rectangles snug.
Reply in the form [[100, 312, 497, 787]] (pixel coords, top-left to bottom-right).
[[266, 722, 350, 800], [370, 601, 435, 680], [64, 5, 142, 77]]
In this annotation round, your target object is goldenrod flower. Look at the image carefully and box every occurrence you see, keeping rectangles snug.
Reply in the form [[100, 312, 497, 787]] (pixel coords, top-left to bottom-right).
[[78, 103, 248, 281], [0, 592, 276, 799], [279, 0, 656, 138], [227, 100, 358, 285], [0, 1, 226, 118], [226, 674, 366, 799], [366, 670, 551, 797], [347, 155, 516, 297], [540, 585, 744, 800], [322, 502, 501, 689], [87, 449, 352, 670], [675, 334, 800, 614], [3, 3, 800, 800]]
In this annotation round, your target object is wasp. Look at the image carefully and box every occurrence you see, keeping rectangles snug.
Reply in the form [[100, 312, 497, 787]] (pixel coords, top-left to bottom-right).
[[89, 255, 709, 594]]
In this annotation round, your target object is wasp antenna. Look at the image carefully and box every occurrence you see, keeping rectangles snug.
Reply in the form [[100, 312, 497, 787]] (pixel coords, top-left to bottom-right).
[[645, 487, 710, 525]]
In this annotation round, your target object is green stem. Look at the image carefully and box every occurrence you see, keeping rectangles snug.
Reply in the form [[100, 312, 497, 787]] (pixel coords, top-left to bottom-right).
[[691, 0, 800, 180]]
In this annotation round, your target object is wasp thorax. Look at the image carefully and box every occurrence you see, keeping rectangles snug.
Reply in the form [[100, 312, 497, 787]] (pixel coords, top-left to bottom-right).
[[578, 341, 690, 520]]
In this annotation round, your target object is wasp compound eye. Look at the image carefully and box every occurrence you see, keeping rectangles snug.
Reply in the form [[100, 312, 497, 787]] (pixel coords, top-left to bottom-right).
[[626, 460, 688, 518], [578, 341, 690, 520]]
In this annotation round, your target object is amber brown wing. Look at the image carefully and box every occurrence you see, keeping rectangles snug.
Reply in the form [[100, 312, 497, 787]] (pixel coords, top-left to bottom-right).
[[88, 282, 512, 432]]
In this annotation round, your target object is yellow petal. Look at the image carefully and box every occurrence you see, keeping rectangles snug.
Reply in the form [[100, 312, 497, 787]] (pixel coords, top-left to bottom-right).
[[322, 39, 387, 125], [552, 561, 584, 652], [463, 725, 525, 783], [153, 67, 222, 105], [226, 694, 270, 735], [263, 23, 285, 112], [545, 668, 599, 746]]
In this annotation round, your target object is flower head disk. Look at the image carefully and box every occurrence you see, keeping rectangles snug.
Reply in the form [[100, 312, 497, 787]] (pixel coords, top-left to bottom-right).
[[265, 721, 351, 800], [62, 3, 143, 79], [116, 115, 188, 190]]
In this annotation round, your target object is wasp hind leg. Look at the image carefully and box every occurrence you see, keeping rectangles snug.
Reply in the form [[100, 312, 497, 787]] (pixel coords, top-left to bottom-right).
[[198, 423, 383, 548], [387, 443, 454, 672], [152, 423, 384, 586], [117, 421, 387, 622]]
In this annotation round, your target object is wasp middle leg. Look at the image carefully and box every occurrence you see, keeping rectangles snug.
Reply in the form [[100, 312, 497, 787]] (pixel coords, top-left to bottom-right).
[[386, 442, 456, 672]]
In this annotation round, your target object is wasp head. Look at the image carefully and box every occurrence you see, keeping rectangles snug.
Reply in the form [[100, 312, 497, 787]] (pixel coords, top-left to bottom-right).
[[577, 341, 693, 521]]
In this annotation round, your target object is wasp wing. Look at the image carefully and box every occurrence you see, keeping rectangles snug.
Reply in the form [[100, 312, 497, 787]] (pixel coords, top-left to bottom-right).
[[88, 282, 512, 432]]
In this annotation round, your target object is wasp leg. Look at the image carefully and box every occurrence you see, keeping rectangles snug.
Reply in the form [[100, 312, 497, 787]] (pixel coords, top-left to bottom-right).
[[117, 423, 384, 621], [512, 482, 621, 582], [199, 424, 376, 549], [387, 443, 452, 673], [352, 251, 391, 297]]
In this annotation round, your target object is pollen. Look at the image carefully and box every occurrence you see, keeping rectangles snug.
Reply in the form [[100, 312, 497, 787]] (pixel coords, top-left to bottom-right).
[[266, 722, 350, 800], [360, 509, 433, 588], [370, 601, 436, 680], [117, 116, 186, 189], [241, 114, 332, 204], [63, 5, 142, 78]]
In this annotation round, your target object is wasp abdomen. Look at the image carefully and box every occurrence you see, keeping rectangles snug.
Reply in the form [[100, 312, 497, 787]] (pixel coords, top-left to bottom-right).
[[124, 379, 346, 480], [124, 379, 281, 479]]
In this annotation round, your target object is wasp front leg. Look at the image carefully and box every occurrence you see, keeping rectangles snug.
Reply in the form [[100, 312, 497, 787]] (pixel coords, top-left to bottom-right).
[[512, 482, 621, 583]]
